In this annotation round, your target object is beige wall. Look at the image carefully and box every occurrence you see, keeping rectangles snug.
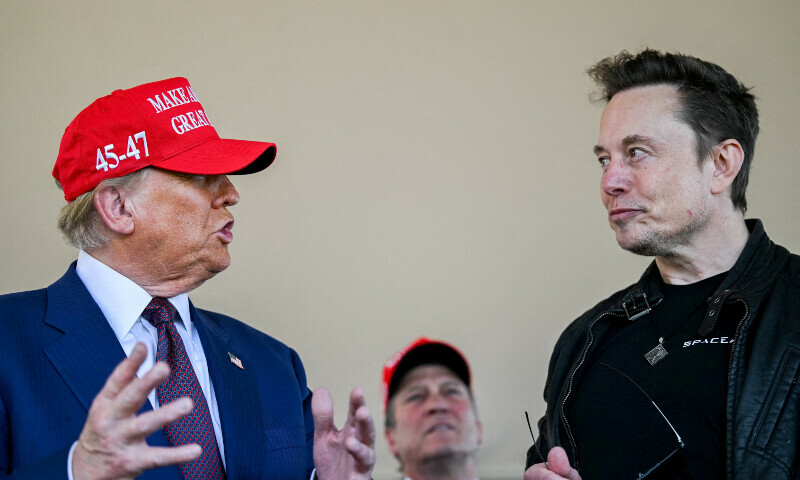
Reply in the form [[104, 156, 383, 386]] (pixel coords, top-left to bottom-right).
[[2, 1, 799, 478]]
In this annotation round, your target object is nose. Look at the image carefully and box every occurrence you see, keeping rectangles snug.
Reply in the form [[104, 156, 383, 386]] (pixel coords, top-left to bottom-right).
[[424, 392, 450, 414], [213, 175, 240, 208], [601, 155, 631, 197]]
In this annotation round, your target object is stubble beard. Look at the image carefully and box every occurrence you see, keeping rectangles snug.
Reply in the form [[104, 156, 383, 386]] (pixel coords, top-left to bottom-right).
[[416, 449, 473, 478], [616, 213, 708, 258]]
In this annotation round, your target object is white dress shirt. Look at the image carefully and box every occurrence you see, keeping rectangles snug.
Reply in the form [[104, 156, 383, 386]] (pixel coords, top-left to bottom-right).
[[67, 250, 225, 476]]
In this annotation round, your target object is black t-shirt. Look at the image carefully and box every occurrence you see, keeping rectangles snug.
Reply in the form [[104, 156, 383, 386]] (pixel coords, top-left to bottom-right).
[[566, 269, 737, 479]]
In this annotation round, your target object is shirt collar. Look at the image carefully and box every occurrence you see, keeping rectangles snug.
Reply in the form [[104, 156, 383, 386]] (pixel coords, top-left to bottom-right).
[[76, 250, 192, 340]]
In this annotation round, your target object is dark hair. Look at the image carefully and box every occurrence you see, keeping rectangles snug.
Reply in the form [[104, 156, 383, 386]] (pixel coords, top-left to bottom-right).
[[587, 49, 759, 213]]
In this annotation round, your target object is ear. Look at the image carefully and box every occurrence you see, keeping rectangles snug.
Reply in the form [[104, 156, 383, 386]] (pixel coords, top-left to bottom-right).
[[384, 427, 400, 458], [93, 185, 135, 236], [709, 139, 744, 195]]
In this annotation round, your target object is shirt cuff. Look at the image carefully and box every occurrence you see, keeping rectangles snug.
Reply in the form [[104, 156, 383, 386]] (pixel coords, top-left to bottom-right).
[[67, 441, 78, 480]]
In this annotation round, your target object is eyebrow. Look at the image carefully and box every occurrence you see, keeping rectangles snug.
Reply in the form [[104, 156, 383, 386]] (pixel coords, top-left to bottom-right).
[[592, 144, 606, 156], [593, 134, 658, 156], [400, 378, 466, 396], [440, 380, 466, 390]]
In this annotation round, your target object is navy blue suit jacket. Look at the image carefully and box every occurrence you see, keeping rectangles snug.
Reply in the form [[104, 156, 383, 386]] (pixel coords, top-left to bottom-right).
[[0, 264, 315, 479]]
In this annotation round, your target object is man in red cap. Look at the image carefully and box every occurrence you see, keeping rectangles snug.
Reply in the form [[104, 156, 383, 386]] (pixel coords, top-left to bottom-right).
[[0, 78, 375, 480], [382, 338, 482, 480]]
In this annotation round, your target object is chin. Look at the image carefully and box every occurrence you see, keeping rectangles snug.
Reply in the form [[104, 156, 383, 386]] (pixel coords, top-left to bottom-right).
[[202, 254, 232, 275], [616, 232, 676, 257], [424, 437, 461, 453], [211, 260, 231, 274], [619, 242, 659, 256], [614, 231, 637, 251], [420, 444, 457, 460]]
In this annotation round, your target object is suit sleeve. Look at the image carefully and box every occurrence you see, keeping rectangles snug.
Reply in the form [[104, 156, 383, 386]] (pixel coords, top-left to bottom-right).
[[290, 347, 316, 478], [0, 392, 70, 479]]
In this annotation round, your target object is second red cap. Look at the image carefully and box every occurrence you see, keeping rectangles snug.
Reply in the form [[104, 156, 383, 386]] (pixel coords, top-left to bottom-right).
[[381, 337, 471, 412]]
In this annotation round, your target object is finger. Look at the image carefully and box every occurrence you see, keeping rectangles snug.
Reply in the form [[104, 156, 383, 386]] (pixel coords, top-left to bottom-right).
[[523, 464, 543, 480], [523, 464, 537, 480], [123, 397, 193, 441], [114, 361, 171, 417], [311, 387, 335, 439], [547, 447, 581, 479], [347, 388, 375, 447], [352, 404, 375, 447], [345, 435, 376, 470], [98, 343, 149, 401], [136, 444, 203, 471], [524, 463, 570, 480], [346, 387, 366, 424]]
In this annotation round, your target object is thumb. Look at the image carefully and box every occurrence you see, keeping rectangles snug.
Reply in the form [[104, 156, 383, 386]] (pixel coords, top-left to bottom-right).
[[548, 446, 580, 478], [312, 387, 335, 439]]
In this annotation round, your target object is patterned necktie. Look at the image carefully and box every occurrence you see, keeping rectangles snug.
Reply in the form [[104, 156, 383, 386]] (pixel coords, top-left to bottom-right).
[[142, 297, 225, 480]]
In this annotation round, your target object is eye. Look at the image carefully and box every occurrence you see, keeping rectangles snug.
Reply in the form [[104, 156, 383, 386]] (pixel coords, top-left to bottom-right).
[[597, 157, 610, 168], [443, 384, 467, 397], [176, 173, 207, 184], [629, 148, 647, 160], [405, 393, 423, 403]]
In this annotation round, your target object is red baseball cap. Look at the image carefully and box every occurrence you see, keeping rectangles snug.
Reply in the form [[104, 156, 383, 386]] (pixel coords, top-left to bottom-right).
[[381, 337, 471, 411], [53, 77, 276, 202]]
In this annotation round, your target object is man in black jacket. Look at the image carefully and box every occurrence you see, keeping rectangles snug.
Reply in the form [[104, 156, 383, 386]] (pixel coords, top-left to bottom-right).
[[524, 49, 800, 479]]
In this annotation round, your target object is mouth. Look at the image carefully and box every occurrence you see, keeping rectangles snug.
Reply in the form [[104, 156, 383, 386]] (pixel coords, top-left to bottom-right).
[[609, 207, 642, 223], [425, 422, 456, 435], [217, 220, 234, 244]]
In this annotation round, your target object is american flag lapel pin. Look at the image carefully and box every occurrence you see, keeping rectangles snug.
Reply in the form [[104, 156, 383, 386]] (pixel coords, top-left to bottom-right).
[[228, 352, 244, 370]]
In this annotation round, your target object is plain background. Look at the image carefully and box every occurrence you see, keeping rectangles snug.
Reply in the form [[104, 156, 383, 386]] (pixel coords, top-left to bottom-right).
[[1, 1, 798, 478]]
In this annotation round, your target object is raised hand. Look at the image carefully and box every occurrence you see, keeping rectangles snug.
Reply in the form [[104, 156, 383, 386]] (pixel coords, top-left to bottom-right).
[[72, 342, 201, 480], [312, 387, 376, 480]]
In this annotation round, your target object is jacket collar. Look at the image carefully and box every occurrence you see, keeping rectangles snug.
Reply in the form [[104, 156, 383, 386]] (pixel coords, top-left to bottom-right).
[[697, 218, 790, 335], [605, 219, 790, 336], [609, 262, 664, 323]]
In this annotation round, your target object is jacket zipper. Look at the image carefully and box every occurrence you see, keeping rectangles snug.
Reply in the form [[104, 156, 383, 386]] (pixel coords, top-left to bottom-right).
[[561, 296, 663, 470], [726, 298, 750, 385], [725, 298, 749, 480], [560, 310, 620, 471]]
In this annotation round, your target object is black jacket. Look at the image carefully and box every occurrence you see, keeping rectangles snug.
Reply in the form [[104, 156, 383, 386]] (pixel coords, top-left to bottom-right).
[[527, 219, 800, 479]]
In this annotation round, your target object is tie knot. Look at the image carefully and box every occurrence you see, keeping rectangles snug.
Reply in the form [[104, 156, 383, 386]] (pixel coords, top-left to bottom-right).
[[142, 297, 178, 327]]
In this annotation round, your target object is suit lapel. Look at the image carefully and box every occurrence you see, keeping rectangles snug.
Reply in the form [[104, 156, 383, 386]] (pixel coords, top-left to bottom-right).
[[43, 265, 131, 411], [192, 304, 266, 480], [42, 265, 175, 459]]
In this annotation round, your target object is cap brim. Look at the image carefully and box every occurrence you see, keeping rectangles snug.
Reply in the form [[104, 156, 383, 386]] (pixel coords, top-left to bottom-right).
[[153, 138, 276, 175]]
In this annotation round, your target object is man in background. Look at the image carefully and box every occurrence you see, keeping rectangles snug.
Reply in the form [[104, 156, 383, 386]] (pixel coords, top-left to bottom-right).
[[0, 77, 375, 480], [382, 337, 482, 480], [525, 50, 800, 479]]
